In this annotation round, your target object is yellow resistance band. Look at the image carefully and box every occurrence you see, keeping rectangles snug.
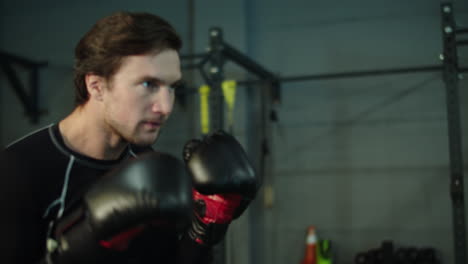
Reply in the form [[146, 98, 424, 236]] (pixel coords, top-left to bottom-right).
[[199, 84, 210, 134], [199, 80, 237, 134], [222, 80, 237, 128]]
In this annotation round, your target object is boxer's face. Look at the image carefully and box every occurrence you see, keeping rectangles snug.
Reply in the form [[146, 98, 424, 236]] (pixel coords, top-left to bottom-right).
[[101, 49, 181, 146]]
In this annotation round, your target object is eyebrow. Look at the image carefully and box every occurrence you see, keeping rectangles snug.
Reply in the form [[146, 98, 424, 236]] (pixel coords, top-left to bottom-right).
[[171, 79, 184, 87]]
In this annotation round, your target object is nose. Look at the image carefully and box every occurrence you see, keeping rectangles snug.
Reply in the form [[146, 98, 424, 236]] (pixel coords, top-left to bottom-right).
[[151, 86, 174, 116]]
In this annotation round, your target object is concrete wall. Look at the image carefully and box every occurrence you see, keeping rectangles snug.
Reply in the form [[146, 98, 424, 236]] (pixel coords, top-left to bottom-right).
[[1, 0, 467, 263]]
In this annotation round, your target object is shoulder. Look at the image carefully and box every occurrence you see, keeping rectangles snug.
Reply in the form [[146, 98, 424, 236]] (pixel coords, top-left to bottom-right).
[[2, 124, 67, 183], [4, 124, 54, 155]]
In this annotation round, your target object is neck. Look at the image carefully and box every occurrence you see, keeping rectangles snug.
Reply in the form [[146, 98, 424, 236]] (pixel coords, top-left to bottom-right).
[[59, 104, 128, 160]]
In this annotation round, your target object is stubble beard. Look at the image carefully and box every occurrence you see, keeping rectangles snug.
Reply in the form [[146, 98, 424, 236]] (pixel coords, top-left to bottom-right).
[[124, 121, 166, 147]]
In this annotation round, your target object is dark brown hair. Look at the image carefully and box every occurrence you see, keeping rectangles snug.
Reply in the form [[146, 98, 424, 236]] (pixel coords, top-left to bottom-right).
[[73, 11, 182, 105]]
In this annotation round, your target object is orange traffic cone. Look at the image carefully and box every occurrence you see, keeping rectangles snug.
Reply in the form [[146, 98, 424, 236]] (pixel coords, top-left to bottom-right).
[[301, 226, 317, 264]]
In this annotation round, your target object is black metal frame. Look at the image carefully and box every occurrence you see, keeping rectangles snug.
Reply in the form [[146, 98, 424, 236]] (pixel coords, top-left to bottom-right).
[[0, 51, 47, 123], [184, 27, 279, 264], [440, 3, 466, 264], [181, 29, 280, 106]]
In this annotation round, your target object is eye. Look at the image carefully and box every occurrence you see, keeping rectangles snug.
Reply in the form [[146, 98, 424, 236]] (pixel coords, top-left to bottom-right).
[[142, 80, 159, 90], [168, 84, 177, 91], [170, 81, 183, 91]]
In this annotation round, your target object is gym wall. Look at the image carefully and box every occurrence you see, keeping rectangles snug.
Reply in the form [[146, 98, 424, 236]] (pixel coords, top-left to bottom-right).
[[1, 0, 467, 264]]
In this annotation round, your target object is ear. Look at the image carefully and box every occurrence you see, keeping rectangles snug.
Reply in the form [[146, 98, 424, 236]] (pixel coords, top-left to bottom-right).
[[85, 73, 106, 101]]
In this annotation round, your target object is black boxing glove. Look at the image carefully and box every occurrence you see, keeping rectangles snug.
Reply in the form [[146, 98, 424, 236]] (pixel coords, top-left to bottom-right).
[[46, 152, 192, 264], [183, 130, 259, 246]]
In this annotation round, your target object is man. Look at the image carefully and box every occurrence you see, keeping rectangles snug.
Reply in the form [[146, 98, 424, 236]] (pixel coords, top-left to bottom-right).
[[1, 11, 258, 264]]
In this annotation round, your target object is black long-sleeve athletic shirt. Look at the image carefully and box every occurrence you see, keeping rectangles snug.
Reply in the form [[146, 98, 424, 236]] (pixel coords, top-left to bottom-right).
[[0, 124, 210, 264]]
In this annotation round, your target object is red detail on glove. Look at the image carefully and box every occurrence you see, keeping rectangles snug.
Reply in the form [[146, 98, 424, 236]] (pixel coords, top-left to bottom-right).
[[99, 225, 145, 251], [193, 189, 243, 224]]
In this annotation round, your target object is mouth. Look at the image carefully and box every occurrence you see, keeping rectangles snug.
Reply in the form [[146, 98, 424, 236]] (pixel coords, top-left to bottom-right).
[[142, 121, 163, 130]]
